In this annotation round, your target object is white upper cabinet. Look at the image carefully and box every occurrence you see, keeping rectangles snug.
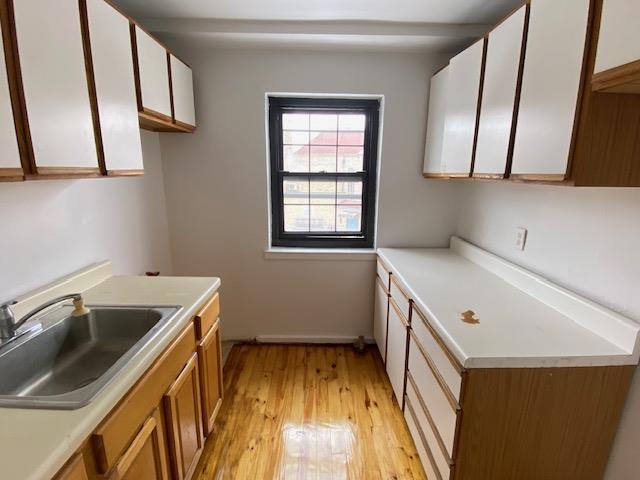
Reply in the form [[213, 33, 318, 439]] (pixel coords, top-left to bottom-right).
[[473, 5, 527, 178], [13, 0, 99, 173], [134, 25, 171, 119], [511, 0, 590, 179], [595, 0, 640, 74], [441, 38, 485, 176], [0, 24, 21, 175], [170, 54, 196, 128], [86, 0, 143, 174], [423, 66, 449, 176]]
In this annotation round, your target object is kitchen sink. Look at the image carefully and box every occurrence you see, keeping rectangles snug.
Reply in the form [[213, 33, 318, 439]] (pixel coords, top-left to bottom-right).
[[0, 305, 180, 409]]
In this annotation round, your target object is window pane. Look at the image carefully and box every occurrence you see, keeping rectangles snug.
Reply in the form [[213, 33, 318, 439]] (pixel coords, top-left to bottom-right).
[[283, 131, 309, 145], [284, 145, 309, 172], [336, 205, 362, 232], [310, 145, 336, 172], [338, 131, 364, 146], [310, 131, 337, 145], [337, 146, 364, 172], [283, 113, 309, 130], [310, 180, 336, 204], [338, 114, 365, 131], [284, 205, 309, 232], [310, 205, 336, 231], [283, 178, 309, 205], [337, 180, 362, 205], [310, 114, 337, 131]]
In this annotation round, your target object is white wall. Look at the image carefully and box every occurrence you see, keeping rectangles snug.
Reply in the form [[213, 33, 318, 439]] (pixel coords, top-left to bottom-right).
[[454, 181, 640, 479], [0, 131, 173, 302], [157, 46, 461, 340]]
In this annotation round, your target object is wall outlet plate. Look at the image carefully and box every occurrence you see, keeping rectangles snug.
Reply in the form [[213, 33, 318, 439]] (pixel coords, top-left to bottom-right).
[[515, 227, 528, 251]]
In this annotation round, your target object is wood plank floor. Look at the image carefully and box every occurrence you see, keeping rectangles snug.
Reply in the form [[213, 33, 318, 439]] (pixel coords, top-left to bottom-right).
[[193, 344, 427, 479]]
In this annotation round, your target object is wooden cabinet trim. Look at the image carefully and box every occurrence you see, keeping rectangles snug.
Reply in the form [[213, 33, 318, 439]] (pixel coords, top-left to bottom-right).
[[194, 292, 220, 340], [409, 329, 460, 412], [164, 352, 205, 480], [108, 408, 169, 480], [407, 372, 454, 466], [389, 297, 409, 328], [405, 396, 445, 480], [54, 453, 88, 480], [411, 305, 464, 374], [92, 322, 196, 473], [468, 36, 487, 177], [592, 58, 640, 93], [375, 273, 389, 296]]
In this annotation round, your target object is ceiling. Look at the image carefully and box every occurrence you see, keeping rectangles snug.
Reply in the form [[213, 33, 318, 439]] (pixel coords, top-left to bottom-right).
[[112, 0, 523, 52]]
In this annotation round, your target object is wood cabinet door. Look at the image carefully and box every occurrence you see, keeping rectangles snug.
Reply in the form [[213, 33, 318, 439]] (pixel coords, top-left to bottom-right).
[[386, 300, 409, 408], [133, 25, 171, 120], [473, 5, 528, 178], [11, 0, 99, 175], [511, 0, 590, 181], [109, 408, 169, 480], [423, 66, 449, 176], [197, 318, 223, 436], [595, 0, 640, 75], [84, 0, 143, 175], [164, 353, 205, 480], [170, 54, 196, 129], [373, 276, 389, 363], [441, 38, 485, 176], [54, 454, 89, 480], [0, 8, 22, 179]]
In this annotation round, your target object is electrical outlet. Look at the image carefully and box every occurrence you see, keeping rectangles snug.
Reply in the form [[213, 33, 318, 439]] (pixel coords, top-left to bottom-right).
[[515, 227, 528, 251]]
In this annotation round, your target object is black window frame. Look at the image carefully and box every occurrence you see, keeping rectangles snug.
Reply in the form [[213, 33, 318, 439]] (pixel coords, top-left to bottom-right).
[[268, 97, 380, 248]]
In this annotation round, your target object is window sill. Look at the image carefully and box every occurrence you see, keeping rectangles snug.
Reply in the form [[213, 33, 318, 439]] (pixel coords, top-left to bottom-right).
[[264, 247, 377, 261]]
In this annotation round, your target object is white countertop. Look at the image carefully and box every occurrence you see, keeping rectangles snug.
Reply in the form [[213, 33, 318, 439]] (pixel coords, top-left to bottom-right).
[[378, 238, 640, 369], [0, 266, 220, 480]]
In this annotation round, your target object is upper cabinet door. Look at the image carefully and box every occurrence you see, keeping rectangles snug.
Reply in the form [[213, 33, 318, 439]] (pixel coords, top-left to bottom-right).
[[0, 14, 22, 179], [170, 54, 196, 129], [441, 38, 486, 176], [85, 0, 143, 175], [593, 0, 640, 93], [134, 25, 171, 119], [511, 0, 590, 180], [423, 66, 449, 176], [473, 5, 528, 178], [12, 0, 99, 174]]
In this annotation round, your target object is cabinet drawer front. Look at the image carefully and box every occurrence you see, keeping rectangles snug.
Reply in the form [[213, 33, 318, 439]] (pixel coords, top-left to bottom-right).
[[407, 336, 458, 457], [376, 259, 390, 291], [93, 323, 196, 473], [411, 306, 462, 400], [406, 379, 452, 479], [390, 276, 411, 321], [386, 299, 409, 405], [373, 277, 389, 363], [404, 396, 445, 480], [194, 292, 220, 339]]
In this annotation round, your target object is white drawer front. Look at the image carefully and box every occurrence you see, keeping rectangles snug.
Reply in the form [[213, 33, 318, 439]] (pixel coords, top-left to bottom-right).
[[376, 260, 390, 290], [408, 336, 457, 458], [406, 380, 451, 480], [404, 397, 444, 480], [390, 278, 411, 321], [411, 306, 462, 401], [373, 278, 389, 362], [386, 300, 408, 404]]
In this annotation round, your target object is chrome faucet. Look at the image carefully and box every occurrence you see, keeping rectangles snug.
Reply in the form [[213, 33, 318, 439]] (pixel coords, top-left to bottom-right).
[[0, 293, 84, 340]]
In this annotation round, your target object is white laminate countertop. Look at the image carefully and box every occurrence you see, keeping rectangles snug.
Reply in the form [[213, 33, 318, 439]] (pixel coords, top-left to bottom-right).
[[0, 265, 220, 480], [378, 238, 640, 369]]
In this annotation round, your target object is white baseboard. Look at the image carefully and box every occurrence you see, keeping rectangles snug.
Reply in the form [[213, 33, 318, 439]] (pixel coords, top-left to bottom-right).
[[255, 335, 375, 344]]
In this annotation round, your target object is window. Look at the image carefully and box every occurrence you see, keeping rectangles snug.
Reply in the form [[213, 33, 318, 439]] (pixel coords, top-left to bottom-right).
[[268, 97, 380, 248]]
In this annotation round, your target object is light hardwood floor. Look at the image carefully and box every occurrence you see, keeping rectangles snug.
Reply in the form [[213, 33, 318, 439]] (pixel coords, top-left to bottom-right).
[[193, 344, 427, 479]]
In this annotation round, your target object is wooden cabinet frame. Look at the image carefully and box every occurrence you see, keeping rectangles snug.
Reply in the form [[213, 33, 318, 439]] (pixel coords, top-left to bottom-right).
[[197, 317, 223, 436]]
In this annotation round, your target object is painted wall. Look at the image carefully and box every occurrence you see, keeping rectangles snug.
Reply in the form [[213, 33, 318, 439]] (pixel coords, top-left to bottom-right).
[[157, 46, 461, 340], [454, 182, 640, 479], [0, 131, 173, 302]]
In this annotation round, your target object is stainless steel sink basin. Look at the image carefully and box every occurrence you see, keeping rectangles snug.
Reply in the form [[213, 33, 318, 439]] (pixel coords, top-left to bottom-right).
[[0, 305, 179, 409]]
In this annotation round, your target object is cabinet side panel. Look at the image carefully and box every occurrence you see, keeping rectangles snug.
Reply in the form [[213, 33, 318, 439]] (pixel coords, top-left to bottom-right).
[[454, 366, 634, 480], [423, 67, 449, 175]]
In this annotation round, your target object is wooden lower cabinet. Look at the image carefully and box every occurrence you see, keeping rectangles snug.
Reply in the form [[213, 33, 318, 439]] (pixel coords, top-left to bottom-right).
[[163, 353, 205, 480], [54, 454, 89, 480], [197, 318, 223, 436], [109, 408, 169, 480]]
